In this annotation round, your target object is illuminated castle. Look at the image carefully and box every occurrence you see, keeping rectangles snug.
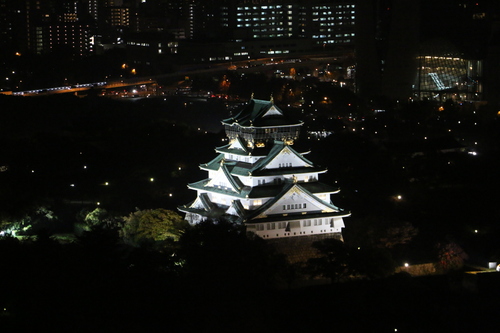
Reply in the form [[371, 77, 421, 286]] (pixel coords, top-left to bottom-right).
[[178, 97, 349, 239]]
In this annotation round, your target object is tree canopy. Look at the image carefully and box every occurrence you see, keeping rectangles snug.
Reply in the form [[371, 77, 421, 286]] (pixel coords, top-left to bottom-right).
[[120, 208, 188, 248]]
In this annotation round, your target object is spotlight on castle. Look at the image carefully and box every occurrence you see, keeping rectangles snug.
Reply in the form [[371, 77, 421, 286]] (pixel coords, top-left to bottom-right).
[[178, 97, 350, 240]]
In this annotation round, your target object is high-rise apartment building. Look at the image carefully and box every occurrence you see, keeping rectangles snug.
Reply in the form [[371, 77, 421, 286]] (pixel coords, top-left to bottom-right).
[[298, 2, 356, 47], [228, 3, 298, 40]]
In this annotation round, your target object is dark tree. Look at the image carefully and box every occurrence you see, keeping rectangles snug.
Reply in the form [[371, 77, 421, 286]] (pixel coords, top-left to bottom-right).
[[306, 238, 352, 283]]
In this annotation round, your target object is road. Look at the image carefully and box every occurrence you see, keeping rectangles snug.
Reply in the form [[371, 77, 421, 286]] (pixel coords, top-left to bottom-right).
[[0, 54, 346, 97]]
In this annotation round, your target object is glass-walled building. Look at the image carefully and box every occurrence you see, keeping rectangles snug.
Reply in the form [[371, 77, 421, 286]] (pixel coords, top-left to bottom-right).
[[414, 54, 482, 102]]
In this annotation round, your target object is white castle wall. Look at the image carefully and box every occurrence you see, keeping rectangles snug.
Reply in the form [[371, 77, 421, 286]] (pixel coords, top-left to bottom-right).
[[249, 217, 345, 239]]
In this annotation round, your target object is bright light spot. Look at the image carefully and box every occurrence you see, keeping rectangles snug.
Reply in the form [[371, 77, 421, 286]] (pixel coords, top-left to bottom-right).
[[105, 182, 109, 186], [474, 229, 478, 233], [468, 151, 477, 156], [70, 184, 75, 187], [97, 202, 100, 205], [404, 263, 409, 267], [150, 178, 154, 182], [178, 167, 182, 171], [83, 165, 87, 169], [169, 193, 173, 197], [31, 170, 35, 173], [397, 195, 402, 200]]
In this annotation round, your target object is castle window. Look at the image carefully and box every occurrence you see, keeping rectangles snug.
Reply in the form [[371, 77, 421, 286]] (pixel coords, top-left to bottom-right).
[[303, 220, 311, 227]]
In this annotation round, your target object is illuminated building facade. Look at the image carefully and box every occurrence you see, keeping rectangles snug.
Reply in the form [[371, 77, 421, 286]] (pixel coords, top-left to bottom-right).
[[414, 55, 482, 101], [298, 2, 356, 47], [230, 3, 298, 40], [179, 98, 349, 240], [108, 6, 130, 28], [47, 22, 93, 56], [413, 41, 483, 101]]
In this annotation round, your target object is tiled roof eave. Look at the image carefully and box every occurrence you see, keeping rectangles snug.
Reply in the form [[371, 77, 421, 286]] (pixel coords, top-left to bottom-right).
[[251, 167, 327, 176], [187, 181, 250, 198], [245, 211, 351, 224]]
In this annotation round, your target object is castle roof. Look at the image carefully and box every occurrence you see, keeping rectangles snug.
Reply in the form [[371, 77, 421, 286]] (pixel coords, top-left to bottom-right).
[[222, 99, 302, 127], [187, 176, 339, 200], [179, 180, 348, 224], [203, 141, 325, 176]]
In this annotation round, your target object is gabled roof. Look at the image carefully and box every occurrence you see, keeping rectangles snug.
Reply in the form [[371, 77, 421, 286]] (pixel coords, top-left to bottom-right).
[[249, 141, 315, 173], [198, 193, 215, 211], [222, 99, 301, 127], [205, 141, 325, 177], [215, 136, 249, 156], [187, 178, 252, 198], [178, 199, 226, 219], [225, 200, 246, 217], [245, 182, 346, 221], [205, 162, 244, 193], [200, 153, 225, 171], [228, 136, 248, 152]]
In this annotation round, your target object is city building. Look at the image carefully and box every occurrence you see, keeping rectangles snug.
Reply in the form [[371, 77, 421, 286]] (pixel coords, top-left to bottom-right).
[[179, 1, 356, 62], [179, 97, 350, 240], [413, 49, 483, 102]]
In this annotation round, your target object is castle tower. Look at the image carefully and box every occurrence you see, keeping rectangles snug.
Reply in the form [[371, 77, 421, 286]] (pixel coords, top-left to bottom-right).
[[178, 98, 350, 240]]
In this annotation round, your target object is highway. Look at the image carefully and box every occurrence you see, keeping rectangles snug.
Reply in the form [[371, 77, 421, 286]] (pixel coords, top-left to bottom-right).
[[0, 54, 344, 97]]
